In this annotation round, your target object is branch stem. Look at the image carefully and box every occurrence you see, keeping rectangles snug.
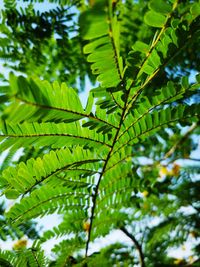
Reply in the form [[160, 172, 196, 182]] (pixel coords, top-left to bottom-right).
[[120, 226, 145, 267], [164, 123, 197, 160]]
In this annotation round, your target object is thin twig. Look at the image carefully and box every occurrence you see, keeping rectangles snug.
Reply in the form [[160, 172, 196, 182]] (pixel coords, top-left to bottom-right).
[[164, 123, 198, 160], [120, 226, 145, 267]]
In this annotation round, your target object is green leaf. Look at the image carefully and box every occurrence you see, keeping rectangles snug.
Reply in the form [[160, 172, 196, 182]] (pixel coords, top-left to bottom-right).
[[144, 11, 166, 28], [132, 41, 149, 53], [190, 3, 200, 18], [5, 189, 19, 199], [196, 73, 200, 83], [149, 0, 172, 15], [181, 76, 189, 89], [1, 147, 103, 198], [81, 1, 122, 88]]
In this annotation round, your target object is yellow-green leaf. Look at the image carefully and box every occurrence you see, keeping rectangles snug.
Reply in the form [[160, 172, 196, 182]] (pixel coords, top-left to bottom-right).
[[144, 11, 166, 28]]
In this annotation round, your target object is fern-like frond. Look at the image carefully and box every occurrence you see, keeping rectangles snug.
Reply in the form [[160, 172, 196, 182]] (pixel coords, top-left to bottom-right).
[[125, 0, 199, 112], [0, 121, 112, 151], [6, 184, 90, 224], [112, 104, 199, 156], [1, 146, 103, 199], [80, 0, 123, 88], [3, 74, 117, 129], [41, 209, 87, 242], [0, 250, 17, 267], [0, 247, 47, 267], [17, 241, 48, 267], [4, 74, 85, 123], [51, 238, 85, 267]]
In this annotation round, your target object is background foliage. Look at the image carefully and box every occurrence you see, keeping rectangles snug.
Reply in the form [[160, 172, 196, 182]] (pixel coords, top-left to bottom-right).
[[0, 0, 200, 266]]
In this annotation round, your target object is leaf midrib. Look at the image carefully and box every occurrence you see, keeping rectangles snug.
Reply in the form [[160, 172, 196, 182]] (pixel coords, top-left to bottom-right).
[[15, 96, 118, 129], [0, 133, 112, 148]]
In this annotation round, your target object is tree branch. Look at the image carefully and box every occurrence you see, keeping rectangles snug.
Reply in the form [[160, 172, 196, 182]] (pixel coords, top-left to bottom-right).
[[164, 123, 198, 160], [120, 226, 145, 267]]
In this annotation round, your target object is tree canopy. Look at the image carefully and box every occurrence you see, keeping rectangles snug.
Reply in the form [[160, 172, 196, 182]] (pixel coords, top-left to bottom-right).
[[0, 0, 200, 266]]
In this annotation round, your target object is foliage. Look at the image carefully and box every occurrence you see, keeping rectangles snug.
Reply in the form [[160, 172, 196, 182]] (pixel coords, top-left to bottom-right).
[[0, 201, 39, 241], [0, 0, 200, 266], [0, 0, 90, 89]]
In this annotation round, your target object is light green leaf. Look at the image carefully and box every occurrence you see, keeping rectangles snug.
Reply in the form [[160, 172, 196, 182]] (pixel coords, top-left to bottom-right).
[[132, 41, 149, 53], [149, 0, 172, 14], [190, 3, 200, 18], [144, 11, 167, 28], [5, 189, 19, 199]]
